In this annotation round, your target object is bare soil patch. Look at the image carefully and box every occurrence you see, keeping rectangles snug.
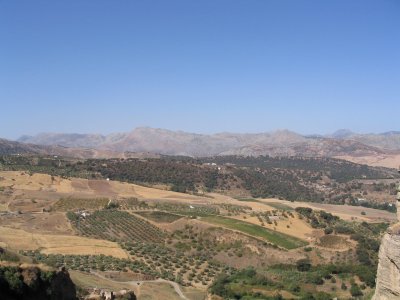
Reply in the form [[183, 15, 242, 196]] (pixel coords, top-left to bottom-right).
[[0, 226, 128, 258], [88, 180, 117, 196], [317, 235, 352, 250]]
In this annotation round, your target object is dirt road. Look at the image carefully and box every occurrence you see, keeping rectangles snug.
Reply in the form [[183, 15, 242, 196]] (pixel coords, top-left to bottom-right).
[[90, 271, 189, 300]]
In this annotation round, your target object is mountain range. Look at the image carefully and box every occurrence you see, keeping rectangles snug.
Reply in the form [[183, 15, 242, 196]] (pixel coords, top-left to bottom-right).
[[7, 127, 400, 160]]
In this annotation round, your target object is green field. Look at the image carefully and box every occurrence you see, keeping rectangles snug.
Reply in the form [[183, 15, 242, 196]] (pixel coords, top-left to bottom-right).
[[201, 215, 307, 250], [235, 197, 260, 203], [135, 211, 183, 223], [265, 202, 294, 211]]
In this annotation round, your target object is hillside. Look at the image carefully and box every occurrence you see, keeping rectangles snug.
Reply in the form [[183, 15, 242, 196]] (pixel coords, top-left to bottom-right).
[[330, 130, 400, 150], [0, 169, 393, 299], [0, 138, 159, 159], [1, 154, 398, 210], [16, 127, 400, 159]]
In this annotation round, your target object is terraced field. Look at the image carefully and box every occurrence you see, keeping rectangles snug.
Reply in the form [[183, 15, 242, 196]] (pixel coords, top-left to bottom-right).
[[67, 210, 165, 243]]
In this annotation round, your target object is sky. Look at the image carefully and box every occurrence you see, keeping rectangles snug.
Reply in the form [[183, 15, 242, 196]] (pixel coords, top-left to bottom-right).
[[1, 0, 399, 139]]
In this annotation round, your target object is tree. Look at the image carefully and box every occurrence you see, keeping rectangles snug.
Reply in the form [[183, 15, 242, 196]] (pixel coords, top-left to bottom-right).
[[350, 284, 363, 297], [296, 259, 311, 272]]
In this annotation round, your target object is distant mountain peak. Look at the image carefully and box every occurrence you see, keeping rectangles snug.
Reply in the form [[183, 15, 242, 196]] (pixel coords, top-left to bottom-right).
[[331, 129, 354, 138], [11, 127, 400, 157]]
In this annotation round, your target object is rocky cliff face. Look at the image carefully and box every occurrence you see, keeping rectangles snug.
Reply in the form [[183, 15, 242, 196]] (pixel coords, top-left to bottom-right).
[[0, 264, 77, 300], [373, 233, 400, 300]]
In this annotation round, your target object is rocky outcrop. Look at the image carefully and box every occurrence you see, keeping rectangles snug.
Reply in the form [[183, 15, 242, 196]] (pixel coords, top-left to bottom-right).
[[373, 233, 400, 299], [373, 231, 400, 300], [373, 182, 400, 300], [0, 264, 77, 300]]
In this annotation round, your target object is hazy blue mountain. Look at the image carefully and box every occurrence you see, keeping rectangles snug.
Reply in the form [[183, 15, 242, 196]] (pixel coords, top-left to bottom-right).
[[15, 127, 396, 158]]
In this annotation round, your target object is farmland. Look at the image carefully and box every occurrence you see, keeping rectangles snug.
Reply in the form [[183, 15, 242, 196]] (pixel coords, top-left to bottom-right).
[[0, 165, 395, 299], [53, 197, 109, 211], [67, 209, 165, 243], [135, 211, 183, 223], [201, 215, 308, 250], [0, 226, 128, 258]]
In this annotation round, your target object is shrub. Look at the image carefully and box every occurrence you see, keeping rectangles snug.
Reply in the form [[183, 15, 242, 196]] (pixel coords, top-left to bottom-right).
[[350, 284, 363, 297], [296, 259, 311, 272]]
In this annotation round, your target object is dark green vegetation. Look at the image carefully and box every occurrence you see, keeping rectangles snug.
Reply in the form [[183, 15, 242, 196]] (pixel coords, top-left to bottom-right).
[[203, 155, 393, 183], [22, 250, 155, 277], [201, 215, 307, 249], [135, 211, 183, 223], [210, 264, 373, 300], [67, 209, 165, 243], [295, 207, 388, 286], [1, 154, 398, 209], [0, 264, 77, 300], [0, 248, 20, 263], [122, 239, 230, 286], [203, 207, 386, 298], [263, 202, 294, 211], [53, 197, 109, 211]]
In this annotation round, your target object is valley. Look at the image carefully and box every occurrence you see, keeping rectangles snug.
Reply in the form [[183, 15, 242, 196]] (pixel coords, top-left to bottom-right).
[[0, 155, 396, 299]]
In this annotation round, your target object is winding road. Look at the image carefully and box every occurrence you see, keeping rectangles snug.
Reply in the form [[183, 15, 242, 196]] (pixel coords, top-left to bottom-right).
[[90, 271, 189, 300]]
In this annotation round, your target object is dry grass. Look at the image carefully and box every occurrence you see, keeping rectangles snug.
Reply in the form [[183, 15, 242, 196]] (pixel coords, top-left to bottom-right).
[[335, 154, 400, 168], [0, 226, 128, 258], [70, 271, 200, 300], [139, 282, 183, 300], [0, 171, 211, 203], [258, 197, 396, 223], [0, 212, 73, 235], [232, 214, 314, 240], [317, 235, 354, 251], [70, 270, 135, 291]]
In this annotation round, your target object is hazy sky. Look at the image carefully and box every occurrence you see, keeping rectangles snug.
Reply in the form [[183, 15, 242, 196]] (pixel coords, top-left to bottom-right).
[[1, 0, 399, 139]]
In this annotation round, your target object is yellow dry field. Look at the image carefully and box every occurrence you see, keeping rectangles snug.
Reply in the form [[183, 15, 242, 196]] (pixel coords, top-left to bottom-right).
[[0, 171, 211, 203], [0, 171, 84, 195], [109, 180, 210, 203], [231, 214, 314, 240], [0, 212, 73, 235], [70, 271, 136, 291], [258, 197, 396, 223], [70, 271, 199, 300], [0, 171, 52, 191], [0, 226, 128, 258], [207, 193, 277, 211], [335, 154, 400, 168], [0, 171, 75, 194], [139, 282, 183, 300]]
